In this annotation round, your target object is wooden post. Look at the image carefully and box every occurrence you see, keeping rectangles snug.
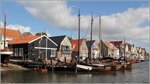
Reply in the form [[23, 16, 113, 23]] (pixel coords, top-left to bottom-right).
[[50, 57, 53, 72], [75, 61, 77, 74], [65, 54, 66, 64]]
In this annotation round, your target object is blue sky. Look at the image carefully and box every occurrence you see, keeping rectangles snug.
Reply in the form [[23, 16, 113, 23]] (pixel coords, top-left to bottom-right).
[[0, 0, 149, 51], [1, 0, 148, 35], [69, 1, 148, 15]]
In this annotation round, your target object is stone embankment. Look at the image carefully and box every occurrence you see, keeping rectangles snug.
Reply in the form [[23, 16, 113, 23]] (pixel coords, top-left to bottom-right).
[[1, 63, 29, 71]]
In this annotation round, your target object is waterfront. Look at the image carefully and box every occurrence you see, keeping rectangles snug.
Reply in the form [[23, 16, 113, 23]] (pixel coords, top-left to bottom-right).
[[1, 61, 149, 83]]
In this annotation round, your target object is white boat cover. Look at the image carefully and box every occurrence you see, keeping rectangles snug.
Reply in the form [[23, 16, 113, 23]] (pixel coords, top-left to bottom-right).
[[77, 64, 92, 70]]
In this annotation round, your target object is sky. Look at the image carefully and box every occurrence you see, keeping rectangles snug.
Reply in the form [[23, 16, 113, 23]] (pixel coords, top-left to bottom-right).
[[0, 0, 149, 52]]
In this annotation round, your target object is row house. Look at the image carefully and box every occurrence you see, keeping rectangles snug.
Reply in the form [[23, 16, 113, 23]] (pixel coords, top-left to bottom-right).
[[0, 28, 21, 49], [104, 42, 119, 58], [110, 41, 122, 56], [141, 48, 146, 57], [130, 45, 138, 59], [86, 40, 100, 59], [8, 35, 57, 61], [120, 43, 130, 58], [141, 48, 146, 60], [124, 43, 132, 58], [100, 40, 108, 58], [49, 35, 72, 63], [70, 39, 88, 61], [121, 43, 147, 60]]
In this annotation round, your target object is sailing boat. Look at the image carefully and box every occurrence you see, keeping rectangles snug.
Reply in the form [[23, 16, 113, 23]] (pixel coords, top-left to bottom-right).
[[1, 15, 13, 65], [123, 36, 132, 70]]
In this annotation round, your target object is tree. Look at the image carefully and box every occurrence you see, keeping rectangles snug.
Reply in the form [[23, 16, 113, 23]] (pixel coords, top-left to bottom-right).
[[35, 32, 47, 36], [22, 32, 32, 37]]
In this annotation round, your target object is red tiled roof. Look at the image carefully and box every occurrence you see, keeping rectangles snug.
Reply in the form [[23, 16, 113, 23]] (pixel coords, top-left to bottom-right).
[[104, 42, 111, 47], [0, 28, 21, 39], [8, 36, 40, 44], [104, 42, 118, 50], [110, 41, 122, 48], [70, 39, 82, 52]]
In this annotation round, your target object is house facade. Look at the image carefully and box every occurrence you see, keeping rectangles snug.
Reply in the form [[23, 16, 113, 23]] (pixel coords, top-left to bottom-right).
[[130, 45, 138, 59], [70, 39, 88, 61], [120, 43, 132, 59], [86, 40, 100, 59], [49, 35, 72, 63], [0, 28, 21, 49], [136, 47, 142, 59], [100, 40, 108, 58], [110, 41, 122, 56], [104, 42, 119, 58], [8, 35, 57, 61]]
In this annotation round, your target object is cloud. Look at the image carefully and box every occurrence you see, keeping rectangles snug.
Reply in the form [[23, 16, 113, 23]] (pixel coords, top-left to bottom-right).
[[0, 22, 31, 33], [17, 0, 149, 51]]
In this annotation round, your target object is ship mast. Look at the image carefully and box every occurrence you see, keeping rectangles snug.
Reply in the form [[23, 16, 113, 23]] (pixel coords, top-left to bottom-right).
[[78, 8, 80, 63], [124, 36, 126, 61], [4, 14, 6, 49], [89, 12, 93, 64], [99, 14, 102, 58]]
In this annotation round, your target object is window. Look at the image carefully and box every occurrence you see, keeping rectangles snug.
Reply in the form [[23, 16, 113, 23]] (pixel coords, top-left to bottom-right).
[[51, 50, 56, 57], [61, 45, 71, 54], [15, 48, 18, 56], [19, 48, 23, 57]]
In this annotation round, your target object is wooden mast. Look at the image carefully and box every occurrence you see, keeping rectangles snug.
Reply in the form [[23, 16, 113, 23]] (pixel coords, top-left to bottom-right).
[[99, 15, 102, 58], [4, 14, 6, 49], [45, 28, 48, 62], [124, 36, 126, 61], [78, 8, 80, 63], [89, 12, 93, 64]]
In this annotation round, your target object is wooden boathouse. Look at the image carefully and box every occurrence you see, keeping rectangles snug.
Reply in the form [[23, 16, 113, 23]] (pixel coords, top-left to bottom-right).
[[8, 35, 58, 62]]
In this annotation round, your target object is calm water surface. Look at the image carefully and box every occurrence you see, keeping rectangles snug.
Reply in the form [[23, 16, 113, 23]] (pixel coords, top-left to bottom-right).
[[1, 61, 149, 83]]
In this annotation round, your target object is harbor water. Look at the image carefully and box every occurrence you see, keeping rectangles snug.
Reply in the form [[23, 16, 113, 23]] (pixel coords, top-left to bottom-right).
[[1, 61, 149, 83]]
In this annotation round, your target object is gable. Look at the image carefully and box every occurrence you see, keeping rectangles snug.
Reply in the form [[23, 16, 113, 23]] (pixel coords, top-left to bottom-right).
[[80, 40, 88, 52], [30, 36, 58, 49], [61, 36, 72, 47], [91, 41, 99, 49], [49, 35, 65, 46]]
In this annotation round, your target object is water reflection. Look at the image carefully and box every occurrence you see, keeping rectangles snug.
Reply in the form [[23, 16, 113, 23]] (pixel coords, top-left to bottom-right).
[[1, 61, 149, 83]]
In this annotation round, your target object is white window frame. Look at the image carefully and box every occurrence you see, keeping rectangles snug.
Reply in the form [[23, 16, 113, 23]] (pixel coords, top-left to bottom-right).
[[15, 48, 18, 56], [50, 50, 56, 57], [19, 48, 23, 57]]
